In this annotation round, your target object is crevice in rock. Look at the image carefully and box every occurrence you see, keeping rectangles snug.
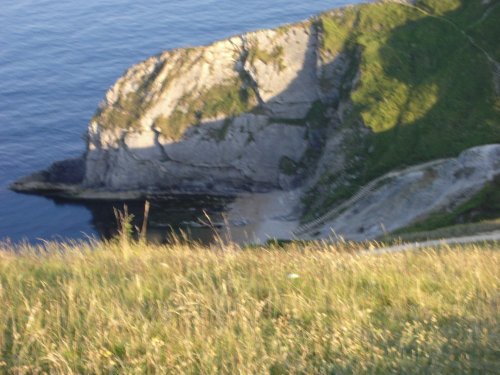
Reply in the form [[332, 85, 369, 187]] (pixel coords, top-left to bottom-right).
[[238, 36, 265, 108]]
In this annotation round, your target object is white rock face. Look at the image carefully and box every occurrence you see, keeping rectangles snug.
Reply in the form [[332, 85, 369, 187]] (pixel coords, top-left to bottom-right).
[[85, 114, 308, 193], [312, 144, 500, 240], [83, 20, 324, 193], [244, 24, 320, 118]]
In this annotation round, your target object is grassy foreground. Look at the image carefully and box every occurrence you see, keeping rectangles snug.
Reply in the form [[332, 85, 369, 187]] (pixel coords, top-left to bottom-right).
[[0, 239, 498, 374]]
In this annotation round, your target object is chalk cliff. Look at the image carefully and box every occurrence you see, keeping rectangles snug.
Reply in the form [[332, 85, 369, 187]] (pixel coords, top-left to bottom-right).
[[84, 22, 320, 193]]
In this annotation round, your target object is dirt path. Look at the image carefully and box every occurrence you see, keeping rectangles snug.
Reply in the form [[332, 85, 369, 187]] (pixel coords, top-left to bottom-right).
[[362, 230, 500, 255]]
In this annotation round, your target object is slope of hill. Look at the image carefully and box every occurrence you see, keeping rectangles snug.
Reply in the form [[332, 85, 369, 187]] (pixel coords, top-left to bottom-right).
[[302, 0, 500, 219]]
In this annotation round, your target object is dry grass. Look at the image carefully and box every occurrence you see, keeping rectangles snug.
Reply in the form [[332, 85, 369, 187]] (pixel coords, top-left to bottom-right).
[[0, 238, 498, 374]]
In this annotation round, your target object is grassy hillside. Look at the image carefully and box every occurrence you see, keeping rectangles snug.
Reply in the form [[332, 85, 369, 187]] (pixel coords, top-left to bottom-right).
[[304, 0, 500, 219], [0, 238, 498, 373]]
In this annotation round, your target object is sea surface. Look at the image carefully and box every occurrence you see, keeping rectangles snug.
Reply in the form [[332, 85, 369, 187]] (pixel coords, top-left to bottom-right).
[[0, 0, 366, 243]]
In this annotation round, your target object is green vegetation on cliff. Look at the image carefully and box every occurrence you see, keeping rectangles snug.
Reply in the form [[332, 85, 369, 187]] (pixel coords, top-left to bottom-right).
[[93, 58, 170, 131], [248, 41, 286, 72], [304, 0, 500, 219], [154, 78, 258, 141], [0, 238, 498, 373], [93, 48, 258, 141], [97, 75, 257, 142]]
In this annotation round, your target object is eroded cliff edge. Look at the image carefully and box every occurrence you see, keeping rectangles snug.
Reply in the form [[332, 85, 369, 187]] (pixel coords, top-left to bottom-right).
[[14, 14, 343, 196], [12, 0, 500, 239]]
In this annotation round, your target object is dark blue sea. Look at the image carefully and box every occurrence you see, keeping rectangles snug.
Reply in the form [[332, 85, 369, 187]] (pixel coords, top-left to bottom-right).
[[0, 0, 366, 243]]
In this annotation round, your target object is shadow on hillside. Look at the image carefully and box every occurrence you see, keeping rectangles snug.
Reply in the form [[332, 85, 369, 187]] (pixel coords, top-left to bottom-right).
[[349, 0, 499, 181]]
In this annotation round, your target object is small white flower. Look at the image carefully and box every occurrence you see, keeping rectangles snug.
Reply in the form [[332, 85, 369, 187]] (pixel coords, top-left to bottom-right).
[[287, 273, 300, 279]]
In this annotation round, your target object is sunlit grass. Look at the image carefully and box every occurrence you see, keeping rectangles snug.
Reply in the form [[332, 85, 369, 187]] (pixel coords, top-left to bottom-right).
[[0, 237, 498, 373]]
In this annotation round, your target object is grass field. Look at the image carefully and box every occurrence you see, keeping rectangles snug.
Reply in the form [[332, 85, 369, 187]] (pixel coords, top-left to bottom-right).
[[0, 236, 498, 374]]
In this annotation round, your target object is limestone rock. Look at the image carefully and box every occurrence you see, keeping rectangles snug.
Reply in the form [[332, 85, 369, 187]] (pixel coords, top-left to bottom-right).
[[312, 144, 500, 240]]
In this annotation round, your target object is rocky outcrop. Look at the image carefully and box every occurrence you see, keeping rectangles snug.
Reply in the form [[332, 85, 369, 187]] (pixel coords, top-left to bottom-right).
[[13, 13, 352, 198], [81, 22, 326, 194], [304, 144, 500, 240], [12, 19, 332, 198]]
